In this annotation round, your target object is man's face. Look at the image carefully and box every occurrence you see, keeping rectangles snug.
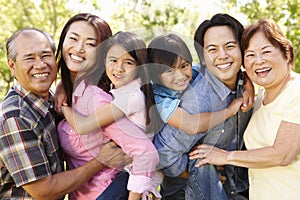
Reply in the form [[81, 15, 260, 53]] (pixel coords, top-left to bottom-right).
[[202, 26, 242, 90], [8, 30, 57, 100]]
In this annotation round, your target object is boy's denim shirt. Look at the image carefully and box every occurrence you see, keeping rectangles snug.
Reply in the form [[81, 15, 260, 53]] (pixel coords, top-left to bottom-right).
[[154, 64, 252, 196]]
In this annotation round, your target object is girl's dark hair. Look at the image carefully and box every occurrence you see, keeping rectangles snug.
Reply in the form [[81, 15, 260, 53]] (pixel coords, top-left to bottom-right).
[[147, 33, 193, 85], [98, 31, 163, 134], [194, 13, 244, 65], [241, 19, 294, 66], [56, 13, 112, 105]]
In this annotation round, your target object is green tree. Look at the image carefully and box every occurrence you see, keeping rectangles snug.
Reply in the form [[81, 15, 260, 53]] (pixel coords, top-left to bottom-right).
[[0, 0, 75, 98], [223, 0, 300, 72]]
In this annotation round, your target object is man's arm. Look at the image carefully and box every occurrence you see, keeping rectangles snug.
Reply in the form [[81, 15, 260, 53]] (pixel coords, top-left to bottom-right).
[[22, 159, 103, 200], [22, 141, 131, 200]]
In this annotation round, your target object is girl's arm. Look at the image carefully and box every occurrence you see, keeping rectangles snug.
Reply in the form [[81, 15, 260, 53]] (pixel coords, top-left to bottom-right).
[[190, 121, 300, 168], [62, 103, 125, 135], [167, 98, 243, 135], [54, 81, 68, 114]]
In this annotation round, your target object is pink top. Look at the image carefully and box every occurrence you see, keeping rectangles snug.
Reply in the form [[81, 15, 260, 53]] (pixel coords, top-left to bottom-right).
[[58, 80, 159, 199]]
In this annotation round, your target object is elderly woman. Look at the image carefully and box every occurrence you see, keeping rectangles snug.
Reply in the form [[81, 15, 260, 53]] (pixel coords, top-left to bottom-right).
[[189, 19, 300, 200]]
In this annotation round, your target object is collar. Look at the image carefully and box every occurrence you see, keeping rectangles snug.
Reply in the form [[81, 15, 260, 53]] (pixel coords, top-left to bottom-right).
[[13, 79, 52, 117], [110, 78, 141, 93], [152, 82, 183, 99], [203, 67, 236, 101], [73, 79, 87, 98]]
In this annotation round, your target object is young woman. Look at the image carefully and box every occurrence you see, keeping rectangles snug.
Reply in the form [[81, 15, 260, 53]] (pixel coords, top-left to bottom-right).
[[61, 31, 162, 200], [56, 13, 133, 200]]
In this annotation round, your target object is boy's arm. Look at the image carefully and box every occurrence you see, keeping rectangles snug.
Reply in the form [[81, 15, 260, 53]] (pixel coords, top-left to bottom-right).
[[167, 98, 243, 135], [241, 73, 254, 112], [62, 103, 125, 134]]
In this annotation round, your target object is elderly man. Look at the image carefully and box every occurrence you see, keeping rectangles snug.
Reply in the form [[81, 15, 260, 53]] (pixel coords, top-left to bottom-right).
[[0, 28, 128, 200]]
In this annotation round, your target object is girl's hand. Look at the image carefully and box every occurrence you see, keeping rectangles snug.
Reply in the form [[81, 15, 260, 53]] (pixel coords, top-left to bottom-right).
[[189, 144, 229, 167], [54, 81, 68, 114]]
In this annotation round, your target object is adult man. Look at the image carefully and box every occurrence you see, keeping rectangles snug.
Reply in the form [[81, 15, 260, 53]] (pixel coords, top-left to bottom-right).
[[154, 13, 252, 199], [0, 28, 128, 199]]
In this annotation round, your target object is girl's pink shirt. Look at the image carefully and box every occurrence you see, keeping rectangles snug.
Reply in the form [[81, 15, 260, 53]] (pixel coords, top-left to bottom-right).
[[57, 80, 159, 199]]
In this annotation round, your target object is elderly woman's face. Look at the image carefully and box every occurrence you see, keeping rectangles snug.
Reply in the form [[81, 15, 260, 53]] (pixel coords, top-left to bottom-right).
[[244, 31, 289, 89]]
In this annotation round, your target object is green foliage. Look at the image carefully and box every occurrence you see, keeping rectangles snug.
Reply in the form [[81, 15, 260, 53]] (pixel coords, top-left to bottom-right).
[[1, 0, 300, 100], [0, 0, 75, 99], [223, 0, 300, 72]]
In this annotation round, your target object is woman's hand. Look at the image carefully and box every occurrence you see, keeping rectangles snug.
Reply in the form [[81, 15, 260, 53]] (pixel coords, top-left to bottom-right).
[[189, 144, 229, 167]]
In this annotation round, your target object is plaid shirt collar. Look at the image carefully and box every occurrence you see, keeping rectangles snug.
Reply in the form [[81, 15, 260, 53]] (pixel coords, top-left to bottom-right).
[[12, 78, 54, 118]]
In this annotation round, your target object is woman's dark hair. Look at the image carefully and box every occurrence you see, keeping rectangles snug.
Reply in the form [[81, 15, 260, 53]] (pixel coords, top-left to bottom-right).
[[194, 13, 244, 65], [241, 19, 294, 66], [147, 33, 193, 85], [98, 31, 162, 134], [56, 13, 112, 105]]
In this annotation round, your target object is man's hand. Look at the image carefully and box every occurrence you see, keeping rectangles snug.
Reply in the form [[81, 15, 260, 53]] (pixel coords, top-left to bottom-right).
[[97, 141, 132, 168]]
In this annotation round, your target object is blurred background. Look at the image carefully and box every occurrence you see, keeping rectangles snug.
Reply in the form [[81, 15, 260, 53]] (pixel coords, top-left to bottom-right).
[[0, 0, 299, 99]]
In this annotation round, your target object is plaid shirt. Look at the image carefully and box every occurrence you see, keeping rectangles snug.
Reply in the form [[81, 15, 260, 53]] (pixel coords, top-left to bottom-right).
[[0, 79, 64, 200]]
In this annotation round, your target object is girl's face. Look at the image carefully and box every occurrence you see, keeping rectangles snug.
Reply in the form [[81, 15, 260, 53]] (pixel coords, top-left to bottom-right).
[[160, 57, 192, 91], [62, 21, 98, 80], [244, 31, 289, 89], [105, 44, 138, 89]]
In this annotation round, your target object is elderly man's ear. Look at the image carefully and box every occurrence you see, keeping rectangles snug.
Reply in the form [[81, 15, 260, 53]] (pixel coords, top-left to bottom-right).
[[8, 59, 16, 76]]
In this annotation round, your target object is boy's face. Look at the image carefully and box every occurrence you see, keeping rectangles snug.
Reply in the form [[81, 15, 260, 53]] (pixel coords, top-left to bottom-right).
[[160, 57, 192, 91], [202, 25, 242, 90]]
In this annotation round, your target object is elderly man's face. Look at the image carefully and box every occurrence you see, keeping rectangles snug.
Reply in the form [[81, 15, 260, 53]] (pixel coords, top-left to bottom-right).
[[9, 30, 57, 100]]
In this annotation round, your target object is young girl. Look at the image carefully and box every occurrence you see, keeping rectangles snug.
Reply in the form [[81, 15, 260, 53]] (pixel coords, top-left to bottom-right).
[[61, 31, 162, 200]]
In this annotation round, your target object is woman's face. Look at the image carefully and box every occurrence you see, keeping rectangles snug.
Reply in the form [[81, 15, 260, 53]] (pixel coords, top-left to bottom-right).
[[160, 57, 192, 91], [62, 21, 98, 79], [105, 44, 137, 89], [244, 31, 289, 89]]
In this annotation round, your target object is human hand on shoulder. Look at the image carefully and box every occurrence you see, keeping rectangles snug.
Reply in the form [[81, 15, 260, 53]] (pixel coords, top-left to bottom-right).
[[54, 81, 68, 114]]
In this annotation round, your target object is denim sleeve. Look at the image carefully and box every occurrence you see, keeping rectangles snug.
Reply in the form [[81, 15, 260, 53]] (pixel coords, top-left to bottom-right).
[[153, 125, 204, 177]]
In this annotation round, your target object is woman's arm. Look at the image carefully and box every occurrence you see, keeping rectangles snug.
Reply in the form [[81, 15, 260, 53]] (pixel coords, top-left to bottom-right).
[[189, 121, 300, 168], [167, 98, 243, 135], [62, 103, 125, 134]]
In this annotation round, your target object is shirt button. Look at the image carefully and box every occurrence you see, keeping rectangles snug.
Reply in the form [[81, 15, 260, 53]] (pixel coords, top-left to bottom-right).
[[221, 129, 225, 133]]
